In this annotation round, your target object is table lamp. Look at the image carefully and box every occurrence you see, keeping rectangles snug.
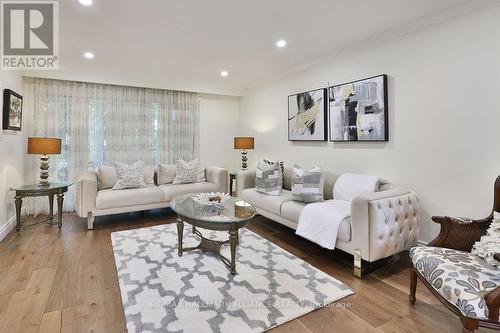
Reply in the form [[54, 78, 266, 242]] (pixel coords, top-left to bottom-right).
[[27, 137, 62, 186], [234, 137, 254, 170]]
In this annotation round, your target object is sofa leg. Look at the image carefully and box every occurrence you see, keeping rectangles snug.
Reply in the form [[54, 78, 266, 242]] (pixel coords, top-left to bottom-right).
[[353, 249, 362, 278], [87, 212, 94, 230], [409, 267, 417, 305]]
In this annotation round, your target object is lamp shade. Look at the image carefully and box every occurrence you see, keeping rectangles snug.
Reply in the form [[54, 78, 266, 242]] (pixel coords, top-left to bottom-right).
[[27, 137, 62, 154], [234, 137, 254, 150]]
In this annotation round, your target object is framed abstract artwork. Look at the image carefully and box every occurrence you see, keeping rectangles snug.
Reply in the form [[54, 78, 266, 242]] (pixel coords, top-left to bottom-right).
[[329, 74, 388, 142], [2, 89, 23, 131], [288, 88, 327, 141]]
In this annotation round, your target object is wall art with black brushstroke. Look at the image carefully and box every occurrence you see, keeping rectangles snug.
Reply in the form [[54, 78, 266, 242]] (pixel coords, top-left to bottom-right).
[[288, 88, 327, 141]]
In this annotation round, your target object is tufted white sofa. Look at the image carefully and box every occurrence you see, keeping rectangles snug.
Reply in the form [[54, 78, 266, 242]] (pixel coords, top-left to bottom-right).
[[236, 167, 420, 276]]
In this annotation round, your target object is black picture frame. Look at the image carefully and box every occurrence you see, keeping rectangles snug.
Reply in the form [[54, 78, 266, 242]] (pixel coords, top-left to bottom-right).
[[2, 89, 23, 131], [287, 88, 327, 141], [328, 74, 388, 142]]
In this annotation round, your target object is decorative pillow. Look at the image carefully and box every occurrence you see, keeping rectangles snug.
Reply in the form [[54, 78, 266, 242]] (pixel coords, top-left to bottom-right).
[[279, 161, 285, 186], [255, 159, 282, 195], [172, 158, 202, 185], [99, 164, 153, 189], [112, 161, 147, 190], [158, 164, 177, 185], [98, 166, 118, 190], [144, 165, 155, 185], [263, 159, 284, 187], [197, 167, 206, 182], [291, 164, 324, 203], [471, 211, 500, 267]]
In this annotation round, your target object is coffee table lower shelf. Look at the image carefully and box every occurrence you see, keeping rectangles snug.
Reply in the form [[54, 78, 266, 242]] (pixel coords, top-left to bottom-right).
[[176, 217, 246, 275]]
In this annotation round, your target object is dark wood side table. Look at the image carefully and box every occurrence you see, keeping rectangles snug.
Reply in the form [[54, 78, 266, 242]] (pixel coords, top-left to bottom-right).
[[229, 171, 237, 196], [12, 182, 72, 231]]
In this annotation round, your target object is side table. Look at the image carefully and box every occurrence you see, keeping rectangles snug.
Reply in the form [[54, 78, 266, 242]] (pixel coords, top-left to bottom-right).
[[11, 182, 72, 231]]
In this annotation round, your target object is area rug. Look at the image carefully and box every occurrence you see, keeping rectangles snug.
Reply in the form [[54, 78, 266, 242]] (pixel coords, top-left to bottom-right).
[[111, 223, 354, 333]]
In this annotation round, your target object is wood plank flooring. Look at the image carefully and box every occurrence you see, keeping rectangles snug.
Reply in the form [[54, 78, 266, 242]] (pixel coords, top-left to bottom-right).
[[0, 210, 495, 333]]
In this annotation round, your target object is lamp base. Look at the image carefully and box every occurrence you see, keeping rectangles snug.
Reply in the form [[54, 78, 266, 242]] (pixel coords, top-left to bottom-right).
[[241, 150, 247, 170], [39, 154, 50, 186]]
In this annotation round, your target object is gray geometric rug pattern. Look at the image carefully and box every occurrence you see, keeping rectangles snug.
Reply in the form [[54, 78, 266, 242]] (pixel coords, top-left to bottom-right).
[[111, 223, 354, 333]]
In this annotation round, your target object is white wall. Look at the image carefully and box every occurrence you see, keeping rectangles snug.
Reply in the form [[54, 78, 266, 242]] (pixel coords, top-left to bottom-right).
[[0, 72, 24, 240], [199, 94, 241, 172], [239, 5, 500, 243]]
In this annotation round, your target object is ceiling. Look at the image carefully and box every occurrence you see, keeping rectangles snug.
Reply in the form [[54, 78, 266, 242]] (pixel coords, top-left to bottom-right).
[[22, 0, 495, 95]]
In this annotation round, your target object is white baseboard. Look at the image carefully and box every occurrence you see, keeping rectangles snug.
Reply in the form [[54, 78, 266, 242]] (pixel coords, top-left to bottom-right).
[[0, 216, 16, 242]]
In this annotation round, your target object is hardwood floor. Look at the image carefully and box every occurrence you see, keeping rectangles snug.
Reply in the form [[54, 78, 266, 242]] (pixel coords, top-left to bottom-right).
[[0, 210, 495, 333]]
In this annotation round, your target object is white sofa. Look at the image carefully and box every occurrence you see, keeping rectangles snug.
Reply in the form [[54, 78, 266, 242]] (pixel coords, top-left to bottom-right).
[[75, 166, 228, 229], [236, 168, 420, 276]]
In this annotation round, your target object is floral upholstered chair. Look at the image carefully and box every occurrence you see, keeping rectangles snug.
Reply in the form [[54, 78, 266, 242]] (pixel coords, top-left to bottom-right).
[[409, 176, 500, 333]]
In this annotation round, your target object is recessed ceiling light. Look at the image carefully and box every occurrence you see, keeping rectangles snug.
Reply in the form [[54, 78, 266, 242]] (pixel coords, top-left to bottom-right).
[[276, 40, 287, 48], [220, 71, 228, 77], [84, 52, 94, 59], [79, 0, 93, 6]]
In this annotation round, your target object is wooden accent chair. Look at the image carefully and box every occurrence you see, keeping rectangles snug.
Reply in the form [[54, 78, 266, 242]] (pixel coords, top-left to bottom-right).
[[409, 176, 500, 333]]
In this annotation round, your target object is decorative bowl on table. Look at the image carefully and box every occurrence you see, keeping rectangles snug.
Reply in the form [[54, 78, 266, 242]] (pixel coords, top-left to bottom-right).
[[192, 192, 230, 214]]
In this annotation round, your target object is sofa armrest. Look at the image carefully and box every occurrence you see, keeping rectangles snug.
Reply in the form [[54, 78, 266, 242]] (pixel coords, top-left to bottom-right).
[[75, 171, 98, 218], [236, 169, 255, 198], [351, 188, 420, 262], [205, 166, 228, 193]]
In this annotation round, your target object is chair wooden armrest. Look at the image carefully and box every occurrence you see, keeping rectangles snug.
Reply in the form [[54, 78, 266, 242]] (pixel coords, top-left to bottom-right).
[[428, 215, 492, 252]]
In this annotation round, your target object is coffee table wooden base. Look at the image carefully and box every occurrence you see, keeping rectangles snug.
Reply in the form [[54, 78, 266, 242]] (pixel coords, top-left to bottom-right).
[[176, 217, 244, 275]]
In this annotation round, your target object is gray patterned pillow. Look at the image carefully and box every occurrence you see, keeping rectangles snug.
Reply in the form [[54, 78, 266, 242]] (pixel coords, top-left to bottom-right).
[[291, 164, 324, 203], [255, 159, 282, 195], [113, 161, 147, 190], [172, 158, 202, 184]]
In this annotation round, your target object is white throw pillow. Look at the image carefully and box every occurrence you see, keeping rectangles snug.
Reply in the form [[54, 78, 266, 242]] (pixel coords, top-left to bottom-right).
[[158, 164, 177, 185], [98, 166, 117, 190], [471, 211, 500, 267], [255, 159, 282, 195], [113, 161, 147, 190], [172, 158, 202, 185], [291, 164, 324, 203]]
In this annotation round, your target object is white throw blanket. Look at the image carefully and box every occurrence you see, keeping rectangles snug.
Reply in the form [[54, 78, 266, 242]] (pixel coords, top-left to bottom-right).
[[296, 173, 381, 249], [296, 200, 351, 250], [333, 173, 381, 201]]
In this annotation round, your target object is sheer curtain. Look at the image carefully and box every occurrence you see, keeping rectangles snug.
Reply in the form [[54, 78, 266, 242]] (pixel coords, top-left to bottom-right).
[[23, 77, 199, 214]]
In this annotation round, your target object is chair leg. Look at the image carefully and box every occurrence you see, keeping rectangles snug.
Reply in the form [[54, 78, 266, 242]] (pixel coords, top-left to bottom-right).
[[461, 317, 478, 333], [409, 266, 417, 305]]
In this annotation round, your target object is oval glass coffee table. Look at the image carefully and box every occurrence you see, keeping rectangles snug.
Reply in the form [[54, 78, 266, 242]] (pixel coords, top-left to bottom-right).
[[171, 193, 256, 275]]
